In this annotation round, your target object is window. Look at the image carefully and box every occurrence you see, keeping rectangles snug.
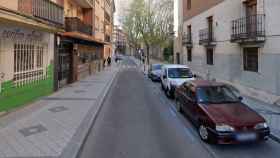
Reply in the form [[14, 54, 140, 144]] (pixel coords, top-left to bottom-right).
[[196, 85, 239, 104], [187, 0, 192, 10], [206, 48, 214, 65], [14, 43, 46, 86], [243, 47, 258, 72], [167, 68, 193, 78], [187, 49, 192, 62]]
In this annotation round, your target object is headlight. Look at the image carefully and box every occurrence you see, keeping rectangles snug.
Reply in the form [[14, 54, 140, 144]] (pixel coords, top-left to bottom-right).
[[215, 124, 235, 132], [254, 122, 268, 130]]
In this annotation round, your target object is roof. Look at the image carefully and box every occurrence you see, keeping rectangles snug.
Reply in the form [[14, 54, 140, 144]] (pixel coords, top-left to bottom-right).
[[162, 64, 190, 69], [190, 80, 225, 87]]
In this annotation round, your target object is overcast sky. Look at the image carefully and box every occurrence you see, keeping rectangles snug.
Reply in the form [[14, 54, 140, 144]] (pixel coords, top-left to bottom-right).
[[114, 0, 177, 33], [114, 0, 131, 27]]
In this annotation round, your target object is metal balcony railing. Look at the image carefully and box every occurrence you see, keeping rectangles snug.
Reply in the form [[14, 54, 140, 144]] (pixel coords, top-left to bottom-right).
[[199, 28, 215, 45], [105, 35, 111, 42], [18, 0, 64, 26], [182, 33, 192, 47], [65, 17, 92, 36], [231, 14, 265, 42]]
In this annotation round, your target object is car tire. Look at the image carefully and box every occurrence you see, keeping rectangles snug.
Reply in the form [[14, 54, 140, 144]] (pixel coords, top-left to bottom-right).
[[198, 124, 210, 143], [175, 99, 183, 113], [165, 88, 171, 97], [161, 82, 165, 91]]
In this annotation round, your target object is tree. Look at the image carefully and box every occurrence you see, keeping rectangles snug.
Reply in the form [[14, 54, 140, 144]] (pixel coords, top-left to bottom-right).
[[122, 0, 173, 65]]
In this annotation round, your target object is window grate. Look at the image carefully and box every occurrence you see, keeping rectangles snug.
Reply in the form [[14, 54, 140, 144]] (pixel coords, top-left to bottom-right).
[[13, 42, 48, 87]]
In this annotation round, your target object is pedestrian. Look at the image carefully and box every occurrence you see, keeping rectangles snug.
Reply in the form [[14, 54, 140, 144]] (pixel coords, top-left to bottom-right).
[[103, 58, 106, 67], [107, 56, 111, 66]]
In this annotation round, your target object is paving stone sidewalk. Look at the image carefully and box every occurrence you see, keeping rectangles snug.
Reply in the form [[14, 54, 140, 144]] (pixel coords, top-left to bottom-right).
[[0, 65, 119, 158]]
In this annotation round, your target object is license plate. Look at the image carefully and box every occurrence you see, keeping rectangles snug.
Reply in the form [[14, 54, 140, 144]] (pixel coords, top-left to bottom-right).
[[236, 133, 257, 141]]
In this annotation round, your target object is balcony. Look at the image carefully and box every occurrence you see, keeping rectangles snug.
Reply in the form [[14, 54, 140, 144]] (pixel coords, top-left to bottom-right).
[[72, 0, 93, 8], [65, 17, 92, 36], [105, 11, 111, 24], [231, 14, 265, 45], [105, 35, 111, 43], [199, 28, 216, 47], [182, 33, 193, 48], [18, 0, 64, 26]]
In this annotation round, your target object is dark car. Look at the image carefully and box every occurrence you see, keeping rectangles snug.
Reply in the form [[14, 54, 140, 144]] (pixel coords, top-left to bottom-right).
[[148, 64, 162, 81], [174, 80, 270, 144]]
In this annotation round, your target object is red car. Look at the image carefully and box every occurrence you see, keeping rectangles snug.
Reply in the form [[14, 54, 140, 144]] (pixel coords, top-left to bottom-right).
[[174, 80, 270, 144]]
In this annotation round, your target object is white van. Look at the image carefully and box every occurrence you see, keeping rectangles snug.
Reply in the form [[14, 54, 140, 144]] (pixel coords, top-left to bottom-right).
[[160, 65, 195, 97]]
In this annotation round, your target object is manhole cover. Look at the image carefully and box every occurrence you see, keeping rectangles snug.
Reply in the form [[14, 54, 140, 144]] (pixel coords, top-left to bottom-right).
[[48, 106, 68, 113], [19, 124, 47, 137]]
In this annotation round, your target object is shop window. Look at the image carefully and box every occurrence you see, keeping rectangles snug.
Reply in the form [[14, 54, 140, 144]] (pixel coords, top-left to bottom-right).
[[206, 48, 214, 65], [13, 43, 46, 86], [243, 47, 258, 72], [187, 49, 192, 62]]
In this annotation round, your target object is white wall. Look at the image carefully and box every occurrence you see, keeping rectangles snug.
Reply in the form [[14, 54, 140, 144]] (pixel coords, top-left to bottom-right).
[[182, 0, 280, 103]]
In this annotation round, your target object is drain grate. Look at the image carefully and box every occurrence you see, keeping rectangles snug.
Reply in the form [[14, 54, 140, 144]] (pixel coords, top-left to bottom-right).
[[19, 124, 47, 137]]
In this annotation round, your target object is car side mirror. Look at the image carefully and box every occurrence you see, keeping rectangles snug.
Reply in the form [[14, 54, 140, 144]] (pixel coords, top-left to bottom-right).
[[238, 96, 243, 101], [193, 74, 197, 78]]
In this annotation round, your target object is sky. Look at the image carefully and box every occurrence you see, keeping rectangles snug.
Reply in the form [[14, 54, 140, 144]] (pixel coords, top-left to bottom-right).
[[114, 0, 131, 26], [114, 0, 177, 34]]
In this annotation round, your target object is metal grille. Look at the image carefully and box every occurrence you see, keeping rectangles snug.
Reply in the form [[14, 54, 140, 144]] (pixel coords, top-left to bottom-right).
[[13, 42, 48, 87]]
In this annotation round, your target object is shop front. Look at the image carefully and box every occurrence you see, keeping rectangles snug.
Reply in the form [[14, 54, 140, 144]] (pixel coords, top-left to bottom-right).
[[56, 33, 104, 89], [0, 24, 55, 111]]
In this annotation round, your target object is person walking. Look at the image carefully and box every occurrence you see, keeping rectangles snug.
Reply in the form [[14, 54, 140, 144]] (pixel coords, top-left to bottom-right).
[[107, 56, 111, 66]]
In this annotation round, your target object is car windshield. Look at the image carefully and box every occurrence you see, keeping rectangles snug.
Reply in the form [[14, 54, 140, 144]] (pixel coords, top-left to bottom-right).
[[196, 85, 240, 104], [168, 68, 193, 78], [152, 65, 162, 70]]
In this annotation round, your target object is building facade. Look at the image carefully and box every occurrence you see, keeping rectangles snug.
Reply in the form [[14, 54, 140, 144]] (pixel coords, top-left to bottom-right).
[[178, 0, 280, 103], [113, 26, 127, 55], [58, 0, 104, 88], [0, 0, 64, 110], [104, 0, 115, 59]]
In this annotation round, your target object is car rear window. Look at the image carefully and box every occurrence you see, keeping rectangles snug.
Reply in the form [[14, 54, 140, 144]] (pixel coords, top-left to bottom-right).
[[168, 68, 193, 78]]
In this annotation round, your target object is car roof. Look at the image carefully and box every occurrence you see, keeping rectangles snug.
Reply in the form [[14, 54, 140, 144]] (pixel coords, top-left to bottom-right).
[[190, 80, 225, 88], [162, 64, 189, 69]]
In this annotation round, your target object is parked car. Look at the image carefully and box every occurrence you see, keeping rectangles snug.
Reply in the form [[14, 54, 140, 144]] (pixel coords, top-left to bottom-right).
[[174, 80, 270, 144], [148, 64, 162, 81], [160, 64, 195, 97], [115, 54, 123, 62]]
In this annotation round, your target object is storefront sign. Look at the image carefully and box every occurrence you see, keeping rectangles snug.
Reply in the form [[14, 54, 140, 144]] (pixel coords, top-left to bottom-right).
[[1, 29, 43, 42]]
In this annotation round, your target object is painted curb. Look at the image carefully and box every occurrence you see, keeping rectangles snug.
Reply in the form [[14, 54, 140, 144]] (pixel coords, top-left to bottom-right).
[[60, 67, 120, 158]]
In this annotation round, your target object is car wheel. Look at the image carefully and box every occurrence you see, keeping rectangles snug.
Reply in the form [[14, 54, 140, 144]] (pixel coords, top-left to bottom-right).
[[161, 82, 165, 91], [175, 99, 183, 113], [165, 88, 171, 97], [198, 124, 209, 142]]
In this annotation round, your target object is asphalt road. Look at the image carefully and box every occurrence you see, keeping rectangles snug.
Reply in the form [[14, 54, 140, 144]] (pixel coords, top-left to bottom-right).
[[78, 57, 280, 158]]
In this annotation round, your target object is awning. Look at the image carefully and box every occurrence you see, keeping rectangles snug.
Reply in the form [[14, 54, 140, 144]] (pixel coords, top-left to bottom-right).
[[61, 32, 107, 46]]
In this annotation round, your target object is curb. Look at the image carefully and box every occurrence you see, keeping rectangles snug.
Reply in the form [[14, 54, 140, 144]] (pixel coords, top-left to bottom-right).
[[269, 133, 280, 144], [60, 67, 120, 158]]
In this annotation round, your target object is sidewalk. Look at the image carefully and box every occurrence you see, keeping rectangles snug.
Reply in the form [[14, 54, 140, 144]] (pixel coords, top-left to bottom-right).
[[0, 65, 119, 158], [243, 97, 280, 142], [131, 56, 280, 142]]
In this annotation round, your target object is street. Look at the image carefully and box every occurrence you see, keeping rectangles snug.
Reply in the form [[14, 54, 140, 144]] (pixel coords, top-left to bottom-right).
[[78, 57, 280, 158]]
